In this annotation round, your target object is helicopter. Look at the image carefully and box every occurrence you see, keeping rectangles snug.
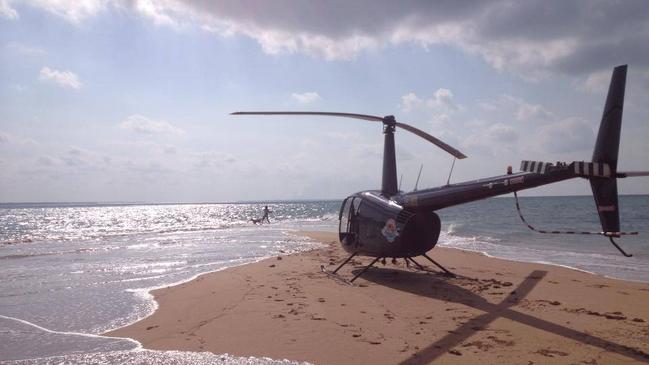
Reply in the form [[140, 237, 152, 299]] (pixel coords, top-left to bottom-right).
[[233, 65, 648, 284]]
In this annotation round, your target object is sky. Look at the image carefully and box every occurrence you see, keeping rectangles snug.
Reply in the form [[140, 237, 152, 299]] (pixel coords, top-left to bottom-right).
[[1, 0, 648, 203]]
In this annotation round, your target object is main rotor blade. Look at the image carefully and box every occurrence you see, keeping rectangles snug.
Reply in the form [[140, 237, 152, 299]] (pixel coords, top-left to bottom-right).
[[395, 122, 467, 159], [232, 111, 467, 159], [231, 111, 384, 122]]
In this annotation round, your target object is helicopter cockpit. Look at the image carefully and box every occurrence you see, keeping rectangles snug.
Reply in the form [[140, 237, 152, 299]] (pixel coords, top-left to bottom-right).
[[339, 195, 361, 247]]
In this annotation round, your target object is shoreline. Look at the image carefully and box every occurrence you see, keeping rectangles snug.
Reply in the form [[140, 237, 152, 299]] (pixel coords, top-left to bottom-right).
[[436, 244, 638, 284], [436, 240, 649, 284], [106, 232, 325, 335], [107, 231, 649, 364]]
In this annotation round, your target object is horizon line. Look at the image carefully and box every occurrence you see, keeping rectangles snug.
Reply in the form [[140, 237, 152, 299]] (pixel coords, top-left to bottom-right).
[[2, 193, 649, 206]]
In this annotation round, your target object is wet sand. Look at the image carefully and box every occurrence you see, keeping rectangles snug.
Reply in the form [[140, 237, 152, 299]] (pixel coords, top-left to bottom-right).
[[107, 232, 649, 364]]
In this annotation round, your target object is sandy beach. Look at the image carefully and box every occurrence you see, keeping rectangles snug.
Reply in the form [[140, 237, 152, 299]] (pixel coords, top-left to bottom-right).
[[107, 232, 649, 364]]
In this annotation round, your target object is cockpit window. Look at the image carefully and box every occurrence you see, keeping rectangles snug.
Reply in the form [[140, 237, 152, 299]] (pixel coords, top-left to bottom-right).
[[353, 197, 362, 214], [339, 198, 353, 234]]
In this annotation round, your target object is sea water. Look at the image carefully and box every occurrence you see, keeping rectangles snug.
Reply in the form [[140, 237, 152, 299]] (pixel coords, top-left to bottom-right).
[[0, 196, 647, 363], [0, 202, 338, 364]]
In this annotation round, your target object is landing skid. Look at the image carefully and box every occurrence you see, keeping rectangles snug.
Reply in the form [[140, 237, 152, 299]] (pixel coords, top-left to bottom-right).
[[322, 252, 456, 285], [407, 255, 456, 277], [321, 253, 381, 286]]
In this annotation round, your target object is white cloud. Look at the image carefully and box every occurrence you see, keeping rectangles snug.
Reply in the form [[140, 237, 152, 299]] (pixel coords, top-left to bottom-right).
[[536, 117, 594, 154], [291, 91, 321, 104], [39, 67, 82, 89], [481, 94, 553, 122], [429, 88, 458, 111], [508, 96, 553, 122], [0, 0, 18, 19], [134, 0, 179, 27], [487, 123, 518, 142], [400, 88, 458, 113], [400, 92, 423, 113], [463, 122, 518, 156], [23, 0, 107, 23], [119, 114, 185, 135]]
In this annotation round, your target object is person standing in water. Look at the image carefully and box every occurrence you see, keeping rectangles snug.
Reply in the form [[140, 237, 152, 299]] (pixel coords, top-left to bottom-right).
[[261, 205, 272, 223]]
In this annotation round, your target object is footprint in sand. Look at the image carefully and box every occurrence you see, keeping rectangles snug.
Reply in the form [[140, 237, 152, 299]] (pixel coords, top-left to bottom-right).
[[589, 284, 610, 288]]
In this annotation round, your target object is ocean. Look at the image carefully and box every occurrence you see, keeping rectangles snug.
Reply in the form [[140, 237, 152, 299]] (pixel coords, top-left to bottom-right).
[[1, 196, 647, 363]]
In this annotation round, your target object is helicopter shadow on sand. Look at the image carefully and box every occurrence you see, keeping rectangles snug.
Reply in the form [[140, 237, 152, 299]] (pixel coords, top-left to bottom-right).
[[357, 267, 649, 364]]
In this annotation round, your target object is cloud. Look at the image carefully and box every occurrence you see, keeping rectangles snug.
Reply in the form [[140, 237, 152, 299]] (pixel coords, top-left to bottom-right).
[[506, 95, 553, 122], [480, 94, 553, 123], [291, 91, 321, 104], [120, 1, 649, 81], [430, 88, 458, 111], [22, 0, 108, 23], [487, 123, 518, 143], [400, 88, 458, 113], [463, 122, 518, 156], [39, 67, 82, 89], [536, 117, 594, 154], [119, 114, 185, 135], [16, 1, 649, 82], [133, 0, 180, 27], [399, 92, 423, 113], [0, 0, 18, 19]]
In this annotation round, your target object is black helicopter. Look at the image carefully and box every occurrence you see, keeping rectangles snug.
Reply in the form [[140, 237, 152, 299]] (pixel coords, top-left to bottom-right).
[[233, 65, 648, 283]]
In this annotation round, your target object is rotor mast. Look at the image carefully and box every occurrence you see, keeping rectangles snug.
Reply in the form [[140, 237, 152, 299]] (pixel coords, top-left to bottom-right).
[[230, 111, 466, 198], [382, 116, 398, 197]]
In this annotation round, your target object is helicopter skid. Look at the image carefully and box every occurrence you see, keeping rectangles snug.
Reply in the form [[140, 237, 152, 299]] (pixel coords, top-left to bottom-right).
[[320, 265, 356, 286], [321, 252, 456, 286], [409, 255, 457, 278]]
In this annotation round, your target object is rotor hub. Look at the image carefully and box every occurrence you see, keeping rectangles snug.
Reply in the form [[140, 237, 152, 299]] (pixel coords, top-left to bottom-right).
[[382, 115, 396, 133], [383, 115, 396, 125]]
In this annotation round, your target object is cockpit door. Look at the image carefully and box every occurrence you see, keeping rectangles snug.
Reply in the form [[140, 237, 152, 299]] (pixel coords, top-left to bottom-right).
[[339, 197, 360, 246]]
